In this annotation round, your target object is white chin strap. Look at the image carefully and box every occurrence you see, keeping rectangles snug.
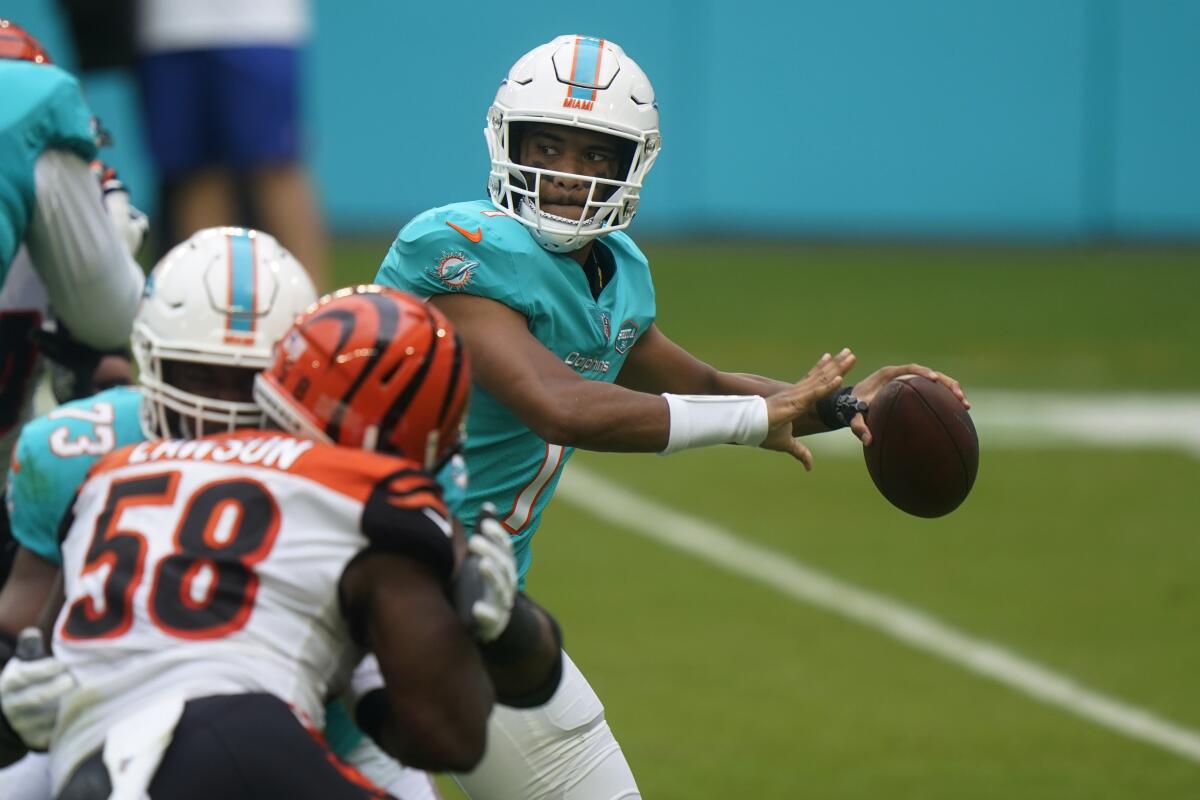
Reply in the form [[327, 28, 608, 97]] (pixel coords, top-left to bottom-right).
[[518, 198, 603, 253]]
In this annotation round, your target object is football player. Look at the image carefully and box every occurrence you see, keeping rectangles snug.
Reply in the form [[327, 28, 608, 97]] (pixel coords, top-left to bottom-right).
[[375, 35, 970, 798], [0, 226, 316, 797], [5, 287, 561, 799], [1, 19, 148, 588], [0, 19, 145, 398]]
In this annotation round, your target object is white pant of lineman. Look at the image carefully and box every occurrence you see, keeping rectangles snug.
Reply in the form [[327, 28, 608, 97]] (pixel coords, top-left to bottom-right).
[[453, 651, 640, 800], [343, 736, 440, 800], [0, 752, 51, 800]]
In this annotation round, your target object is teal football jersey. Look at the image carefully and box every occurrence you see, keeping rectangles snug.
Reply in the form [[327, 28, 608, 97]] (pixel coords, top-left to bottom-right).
[[377, 200, 657, 580], [0, 61, 97, 282], [6, 386, 144, 565]]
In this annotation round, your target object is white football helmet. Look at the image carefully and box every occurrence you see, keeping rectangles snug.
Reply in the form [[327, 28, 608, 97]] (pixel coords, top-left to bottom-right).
[[133, 227, 318, 439], [486, 35, 662, 253]]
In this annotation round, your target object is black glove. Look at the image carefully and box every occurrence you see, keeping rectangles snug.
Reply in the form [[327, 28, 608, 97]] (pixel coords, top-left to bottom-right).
[[31, 323, 130, 403]]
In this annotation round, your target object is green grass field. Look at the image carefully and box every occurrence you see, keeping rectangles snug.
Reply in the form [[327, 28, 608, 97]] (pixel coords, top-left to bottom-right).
[[334, 241, 1200, 798]]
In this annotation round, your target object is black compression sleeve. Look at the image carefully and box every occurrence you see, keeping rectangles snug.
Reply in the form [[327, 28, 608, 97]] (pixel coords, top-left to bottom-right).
[[815, 384, 867, 430], [353, 689, 389, 747], [481, 595, 564, 708]]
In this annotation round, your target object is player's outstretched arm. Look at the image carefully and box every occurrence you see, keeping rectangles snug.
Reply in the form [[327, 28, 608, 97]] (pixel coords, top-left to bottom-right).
[[618, 323, 850, 437], [432, 293, 853, 456], [432, 293, 672, 450], [618, 324, 969, 445], [340, 551, 493, 772]]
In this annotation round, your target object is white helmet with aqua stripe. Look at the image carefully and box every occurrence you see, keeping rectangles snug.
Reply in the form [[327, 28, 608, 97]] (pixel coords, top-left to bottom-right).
[[486, 35, 662, 253], [132, 227, 318, 439]]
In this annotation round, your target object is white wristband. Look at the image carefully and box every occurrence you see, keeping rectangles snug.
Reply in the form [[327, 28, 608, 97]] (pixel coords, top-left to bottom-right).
[[659, 394, 769, 456]]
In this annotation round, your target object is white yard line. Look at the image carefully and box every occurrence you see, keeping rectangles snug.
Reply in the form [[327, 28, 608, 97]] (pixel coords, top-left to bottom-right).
[[557, 394, 1200, 764], [809, 391, 1200, 459]]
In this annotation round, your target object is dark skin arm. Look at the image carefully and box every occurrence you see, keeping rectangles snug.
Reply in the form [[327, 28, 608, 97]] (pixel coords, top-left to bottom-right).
[[448, 516, 561, 703], [340, 551, 493, 772], [616, 322, 971, 446], [430, 293, 855, 466], [0, 549, 60, 768], [0, 548, 60, 641], [477, 594, 561, 707]]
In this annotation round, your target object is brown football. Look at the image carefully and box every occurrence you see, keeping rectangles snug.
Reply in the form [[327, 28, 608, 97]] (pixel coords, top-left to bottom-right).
[[863, 375, 978, 518]]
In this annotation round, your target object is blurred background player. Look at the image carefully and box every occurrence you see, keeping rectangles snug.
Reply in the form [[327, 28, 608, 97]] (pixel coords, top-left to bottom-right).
[[0, 18, 144, 360], [133, 0, 329, 287], [0, 18, 147, 584], [2, 287, 562, 799], [0, 226, 316, 798], [376, 35, 969, 799]]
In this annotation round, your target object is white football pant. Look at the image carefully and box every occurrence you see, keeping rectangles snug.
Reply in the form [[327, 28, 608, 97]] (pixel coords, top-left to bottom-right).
[[343, 736, 441, 800], [0, 752, 51, 800], [453, 651, 640, 800]]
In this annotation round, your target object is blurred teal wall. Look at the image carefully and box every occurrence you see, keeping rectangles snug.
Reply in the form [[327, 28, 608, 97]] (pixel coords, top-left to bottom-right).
[[8, 0, 1199, 240]]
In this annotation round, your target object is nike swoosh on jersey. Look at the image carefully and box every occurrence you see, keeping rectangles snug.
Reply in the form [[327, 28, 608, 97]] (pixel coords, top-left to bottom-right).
[[446, 221, 483, 243]]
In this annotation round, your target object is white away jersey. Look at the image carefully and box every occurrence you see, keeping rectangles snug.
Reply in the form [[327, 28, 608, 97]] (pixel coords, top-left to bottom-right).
[[50, 430, 454, 790]]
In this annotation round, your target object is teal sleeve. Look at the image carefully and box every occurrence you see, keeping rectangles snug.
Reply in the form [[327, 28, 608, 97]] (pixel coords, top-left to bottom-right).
[[324, 697, 365, 757], [7, 426, 66, 565], [6, 388, 145, 565], [375, 211, 529, 315], [45, 69, 98, 161], [434, 453, 468, 519]]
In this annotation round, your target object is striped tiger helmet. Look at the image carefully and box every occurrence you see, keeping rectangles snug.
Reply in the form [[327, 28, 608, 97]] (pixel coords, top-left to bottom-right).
[[254, 285, 470, 471], [134, 227, 318, 439]]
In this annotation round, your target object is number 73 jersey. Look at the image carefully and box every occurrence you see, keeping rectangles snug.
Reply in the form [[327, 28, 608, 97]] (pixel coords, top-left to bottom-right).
[[50, 430, 456, 786]]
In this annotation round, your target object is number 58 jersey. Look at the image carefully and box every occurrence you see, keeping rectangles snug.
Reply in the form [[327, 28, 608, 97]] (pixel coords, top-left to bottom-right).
[[50, 430, 457, 790]]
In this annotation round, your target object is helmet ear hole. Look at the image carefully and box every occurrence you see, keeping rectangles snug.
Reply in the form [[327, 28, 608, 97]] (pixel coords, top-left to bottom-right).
[[614, 138, 637, 182], [508, 121, 531, 163]]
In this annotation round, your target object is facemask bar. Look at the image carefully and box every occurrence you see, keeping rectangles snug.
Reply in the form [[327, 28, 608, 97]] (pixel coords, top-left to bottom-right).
[[253, 374, 334, 444], [135, 333, 268, 440], [506, 168, 630, 233], [487, 111, 660, 249]]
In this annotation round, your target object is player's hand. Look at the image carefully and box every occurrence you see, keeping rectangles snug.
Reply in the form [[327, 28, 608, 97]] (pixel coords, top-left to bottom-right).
[[760, 348, 856, 468], [849, 364, 970, 446], [456, 504, 519, 642], [0, 629, 76, 751], [93, 161, 149, 257]]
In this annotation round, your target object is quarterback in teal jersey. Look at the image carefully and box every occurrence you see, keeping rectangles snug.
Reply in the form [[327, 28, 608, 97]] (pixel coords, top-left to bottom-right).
[[377, 35, 971, 800]]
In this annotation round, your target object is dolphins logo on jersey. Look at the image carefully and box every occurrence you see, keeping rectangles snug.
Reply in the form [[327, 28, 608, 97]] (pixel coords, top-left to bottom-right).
[[428, 251, 478, 291]]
